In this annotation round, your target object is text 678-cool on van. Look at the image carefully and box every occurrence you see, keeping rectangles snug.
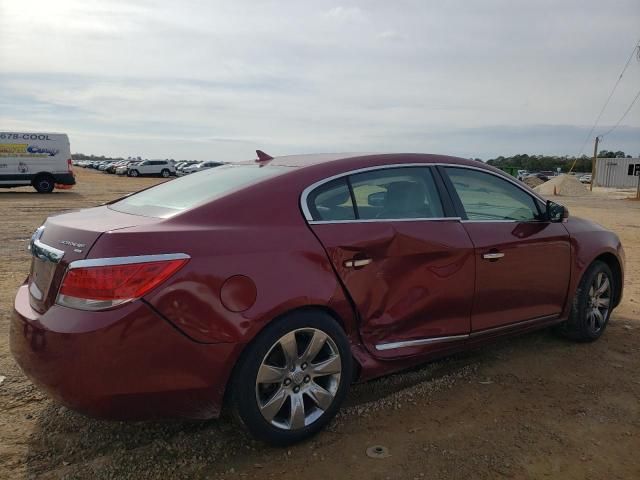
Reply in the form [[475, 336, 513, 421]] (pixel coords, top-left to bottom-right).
[[0, 132, 76, 193]]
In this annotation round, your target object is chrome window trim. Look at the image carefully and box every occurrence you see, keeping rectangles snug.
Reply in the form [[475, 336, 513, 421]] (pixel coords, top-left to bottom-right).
[[376, 334, 469, 351], [300, 162, 546, 223], [309, 217, 462, 225], [68, 253, 191, 270]]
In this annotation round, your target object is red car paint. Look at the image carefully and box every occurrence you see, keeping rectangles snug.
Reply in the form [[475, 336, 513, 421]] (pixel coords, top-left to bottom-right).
[[11, 153, 625, 419]]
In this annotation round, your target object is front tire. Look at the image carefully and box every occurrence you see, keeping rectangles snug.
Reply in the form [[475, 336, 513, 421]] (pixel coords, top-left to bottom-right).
[[160, 169, 170, 178], [128, 169, 139, 177], [231, 311, 352, 445], [560, 260, 614, 342]]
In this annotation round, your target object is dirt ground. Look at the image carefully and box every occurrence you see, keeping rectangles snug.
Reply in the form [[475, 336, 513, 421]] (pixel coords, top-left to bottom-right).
[[1, 169, 639, 480]]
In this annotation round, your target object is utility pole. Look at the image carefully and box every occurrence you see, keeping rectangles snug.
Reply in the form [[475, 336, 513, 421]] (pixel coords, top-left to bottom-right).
[[590, 136, 599, 191]]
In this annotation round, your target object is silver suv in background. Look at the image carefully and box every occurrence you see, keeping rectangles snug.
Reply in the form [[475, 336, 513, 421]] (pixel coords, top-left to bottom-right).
[[127, 160, 176, 178]]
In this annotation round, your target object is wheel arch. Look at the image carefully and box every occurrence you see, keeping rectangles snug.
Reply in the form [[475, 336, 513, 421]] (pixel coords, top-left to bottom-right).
[[593, 252, 623, 308], [30, 171, 55, 183], [221, 304, 361, 412]]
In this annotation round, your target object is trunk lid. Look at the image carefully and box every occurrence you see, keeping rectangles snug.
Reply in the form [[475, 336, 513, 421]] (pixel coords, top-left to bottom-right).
[[28, 206, 159, 313]]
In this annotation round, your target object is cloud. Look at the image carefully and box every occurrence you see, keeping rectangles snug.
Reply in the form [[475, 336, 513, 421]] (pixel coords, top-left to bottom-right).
[[324, 6, 365, 22], [0, 0, 639, 160], [377, 30, 406, 42]]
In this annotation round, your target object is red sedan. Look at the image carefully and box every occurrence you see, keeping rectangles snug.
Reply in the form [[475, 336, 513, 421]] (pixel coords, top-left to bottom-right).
[[11, 153, 624, 445]]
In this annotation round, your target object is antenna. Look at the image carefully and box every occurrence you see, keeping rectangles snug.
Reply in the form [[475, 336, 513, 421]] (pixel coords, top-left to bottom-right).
[[256, 150, 274, 162]]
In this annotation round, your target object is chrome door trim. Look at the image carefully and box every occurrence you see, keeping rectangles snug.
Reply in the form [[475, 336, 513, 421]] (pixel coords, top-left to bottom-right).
[[300, 161, 546, 223], [29, 226, 65, 264], [375, 333, 469, 351], [68, 253, 191, 270], [469, 314, 559, 338], [374, 314, 560, 351]]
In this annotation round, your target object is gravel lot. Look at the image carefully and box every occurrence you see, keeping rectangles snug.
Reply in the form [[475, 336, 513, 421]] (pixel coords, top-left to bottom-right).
[[1, 169, 639, 479]]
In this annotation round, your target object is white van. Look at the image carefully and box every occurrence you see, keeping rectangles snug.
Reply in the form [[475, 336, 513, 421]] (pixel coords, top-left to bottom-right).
[[0, 132, 76, 193]]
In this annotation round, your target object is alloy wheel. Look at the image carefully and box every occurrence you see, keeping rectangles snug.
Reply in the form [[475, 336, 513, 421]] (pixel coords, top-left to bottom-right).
[[586, 271, 611, 334], [255, 328, 341, 430]]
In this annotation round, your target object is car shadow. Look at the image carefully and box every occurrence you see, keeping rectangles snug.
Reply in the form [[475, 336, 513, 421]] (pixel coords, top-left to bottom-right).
[[21, 327, 572, 478]]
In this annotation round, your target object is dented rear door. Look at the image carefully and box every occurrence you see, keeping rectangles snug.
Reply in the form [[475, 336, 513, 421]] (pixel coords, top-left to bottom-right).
[[305, 166, 475, 359]]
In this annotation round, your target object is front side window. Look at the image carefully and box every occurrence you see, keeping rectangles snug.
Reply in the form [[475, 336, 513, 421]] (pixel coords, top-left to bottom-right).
[[444, 167, 541, 221], [349, 167, 444, 220]]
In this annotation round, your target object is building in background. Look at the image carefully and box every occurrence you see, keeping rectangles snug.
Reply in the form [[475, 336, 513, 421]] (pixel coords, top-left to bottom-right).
[[594, 157, 640, 188]]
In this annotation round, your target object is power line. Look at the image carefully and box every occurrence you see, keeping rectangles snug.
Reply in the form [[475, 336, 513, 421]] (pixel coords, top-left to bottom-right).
[[600, 87, 640, 138], [577, 38, 640, 156]]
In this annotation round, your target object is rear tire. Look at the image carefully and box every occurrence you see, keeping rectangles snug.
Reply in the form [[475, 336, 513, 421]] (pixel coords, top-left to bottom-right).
[[559, 260, 614, 342], [32, 175, 55, 193], [231, 310, 352, 446]]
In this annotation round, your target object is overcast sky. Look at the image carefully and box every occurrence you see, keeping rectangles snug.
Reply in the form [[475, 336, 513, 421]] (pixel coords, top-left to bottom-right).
[[1, 0, 639, 160]]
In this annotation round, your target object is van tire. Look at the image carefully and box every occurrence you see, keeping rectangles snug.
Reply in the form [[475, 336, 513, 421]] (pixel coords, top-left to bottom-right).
[[32, 175, 55, 193], [161, 169, 170, 178], [129, 170, 139, 177]]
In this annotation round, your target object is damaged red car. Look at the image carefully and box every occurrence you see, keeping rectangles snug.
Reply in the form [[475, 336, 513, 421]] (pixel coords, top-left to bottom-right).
[[11, 153, 624, 445]]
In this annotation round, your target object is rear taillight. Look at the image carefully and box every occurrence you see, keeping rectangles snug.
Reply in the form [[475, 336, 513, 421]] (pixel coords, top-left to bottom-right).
[[56, 254, 189, 311], [67, 158, 73, 172]]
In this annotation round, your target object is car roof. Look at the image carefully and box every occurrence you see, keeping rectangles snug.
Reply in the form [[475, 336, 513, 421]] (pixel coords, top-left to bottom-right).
[[251, 152, 485, 171]]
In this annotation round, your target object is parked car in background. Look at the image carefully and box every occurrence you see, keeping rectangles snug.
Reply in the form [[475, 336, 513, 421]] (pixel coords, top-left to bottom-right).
[[179, 162, 204, 175], [12, 152, 625, 445], [127, 160, 175, 178], [580, 174, 592, 184], [105, 161, 125, 174], [524, 173, 549, 182], [175, 161, 199, 175], [189, 161, 224, 174], [0, 132, 75, 193]]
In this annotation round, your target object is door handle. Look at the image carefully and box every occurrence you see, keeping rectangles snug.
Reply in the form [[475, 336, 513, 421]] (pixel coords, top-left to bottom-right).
[[343, 258, 372, 268], [482, 252, 505, 260]]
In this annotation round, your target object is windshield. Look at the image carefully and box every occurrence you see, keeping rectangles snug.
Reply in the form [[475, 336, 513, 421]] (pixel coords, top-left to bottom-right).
[[109, 164, 289, 218]]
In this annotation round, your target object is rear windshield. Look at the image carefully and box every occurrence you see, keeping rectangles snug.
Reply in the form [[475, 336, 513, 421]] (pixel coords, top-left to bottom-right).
[[109, 164, 288, 218]]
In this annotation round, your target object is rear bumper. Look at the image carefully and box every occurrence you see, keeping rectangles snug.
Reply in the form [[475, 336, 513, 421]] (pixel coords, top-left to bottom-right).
[[53, 173, 76, 185], [11, 284, 242, 420]]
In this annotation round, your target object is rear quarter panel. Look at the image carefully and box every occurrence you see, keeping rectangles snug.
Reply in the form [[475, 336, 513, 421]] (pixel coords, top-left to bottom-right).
[[89, 173, 359, 346]]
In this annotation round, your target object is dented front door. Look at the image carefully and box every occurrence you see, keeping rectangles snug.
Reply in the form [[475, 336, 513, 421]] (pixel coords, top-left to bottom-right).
[[310, 219, 475, 358]]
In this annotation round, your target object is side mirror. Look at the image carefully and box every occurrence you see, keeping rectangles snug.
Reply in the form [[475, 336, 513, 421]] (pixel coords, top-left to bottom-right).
[[368, 191, 386, 207], [546, 200, 569, 222]]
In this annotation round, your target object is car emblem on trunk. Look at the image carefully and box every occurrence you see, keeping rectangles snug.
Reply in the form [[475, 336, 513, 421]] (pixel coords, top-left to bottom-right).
[[59, 240, 86, 253]]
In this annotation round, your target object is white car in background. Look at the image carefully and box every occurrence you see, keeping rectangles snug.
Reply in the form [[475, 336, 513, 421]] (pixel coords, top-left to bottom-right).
[[127, 160, 175, 178], [181, 161, 224, 175], [579, 174, 592, 184]]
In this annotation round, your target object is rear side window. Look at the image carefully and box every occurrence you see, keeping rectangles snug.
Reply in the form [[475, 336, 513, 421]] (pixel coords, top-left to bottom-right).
[[306, 167, 445, 221], [110, 164, 288, 218], [444, 167, 541, 221], [307, 179, 356, 221], [350, 167, 444, 220]]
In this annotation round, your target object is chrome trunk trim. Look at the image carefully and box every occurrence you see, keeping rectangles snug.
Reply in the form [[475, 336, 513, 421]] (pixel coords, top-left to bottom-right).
[[29, 226, 65, 264]]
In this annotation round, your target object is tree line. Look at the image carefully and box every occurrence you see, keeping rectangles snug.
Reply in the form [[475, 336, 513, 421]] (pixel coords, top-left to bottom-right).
[[486, 150, 635, 173]]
